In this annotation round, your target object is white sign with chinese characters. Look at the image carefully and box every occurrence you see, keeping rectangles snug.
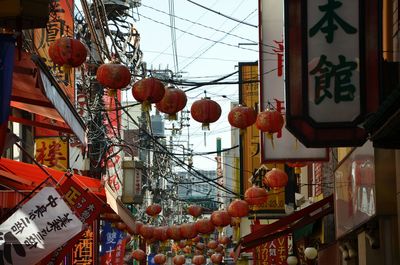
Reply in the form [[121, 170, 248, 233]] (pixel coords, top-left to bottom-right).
[[0, 187, 83, 265], [307, 0, 360, 122], [260, 0, 327, 161]]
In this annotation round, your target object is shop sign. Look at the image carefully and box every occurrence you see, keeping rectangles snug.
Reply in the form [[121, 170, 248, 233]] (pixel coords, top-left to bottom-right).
[[100, 221, 129, 265], [253, 233, 289, 265], [259, 0, 328, 161], [35, 137, 68, 170], [284, 0, 380, 147], [71, 227, 95, 265], [0, 187, 82, 265]]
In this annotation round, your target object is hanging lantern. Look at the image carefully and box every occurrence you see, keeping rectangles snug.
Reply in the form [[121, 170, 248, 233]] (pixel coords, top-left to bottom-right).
[[173, 255, 186, 265], [211, 253, 223, 264], [100, 213, 121, 221], [132, 249, 146, 261], [215, 244, 224, 253], [194, 218, 215, 236], [48, 37, 87, 68], [139, 225, 154, 240], [244, 186, 268, 206], [178, 240, 186, 249], [180, 223, 198, 240], [146, 204, 162, 218], [192, 255, 206, 265], [154, 253, 167, 265], [96, 62, 131, 96], [256, 109, 284, 146], [287, 162, 307, 174], [156, 87, 187, 120], [218, 236, 230, 245], [190, 97, 222, 130], [167, 225, 182, 241], [183, 245, 192, 254], [188, 205, 203, 218], [210, 210, 231, 231], [132, 77, 166, 111], [207, 240, 218, 250], [228, 105, 257, 130], [195, 242, 205, 251], [228, 199, 249, 218], [192, 236, 201, 243], [263, 168, 288, 190], [153, 226, 169, 242], [194, 249, 203, 255], [115, 222, 127, 231], [304, 247, 318, 260], [130, 221, 143, 237]]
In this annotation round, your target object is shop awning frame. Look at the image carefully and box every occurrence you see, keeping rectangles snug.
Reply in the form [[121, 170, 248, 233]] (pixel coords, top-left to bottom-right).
[[240, 195, 334, 252]]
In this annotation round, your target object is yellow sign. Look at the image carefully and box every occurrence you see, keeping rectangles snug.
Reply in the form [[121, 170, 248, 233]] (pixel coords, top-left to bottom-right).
[[34, 137, 68, 170], [239, 62, 285, 212]]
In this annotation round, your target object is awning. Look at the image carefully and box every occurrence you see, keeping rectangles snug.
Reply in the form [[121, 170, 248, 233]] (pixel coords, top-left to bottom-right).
[[10, 51, 86, 144], [239, 195, 334, 252], [0, 158, 105, 200]]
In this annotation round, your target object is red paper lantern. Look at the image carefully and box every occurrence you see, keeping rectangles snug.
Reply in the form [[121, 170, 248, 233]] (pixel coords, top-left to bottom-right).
[[190, 97, 221, 130], [228, 105, 257, 129], [211, 253, 223, 264], [192, 255, 206, 265], [156, 87, 187, 120], [115, 222, 127, 231], [195, 218, 215, 235], [173, 255, 186, 265], [263, 168, 288, 189], [132, 77, 166, 111], [96, 63, 131, 95], [215, 244, 224, 253], [188, 205, 203, 218], [180, 223, 197, 239], [132, 249, 146, 261], [48, 37, 87, 67], [196, 242, 205, 250], [228, 199, 249, 218], [178, 240, 186, 249], [192, 236, 201, 243], [210, 211, 231, 230], [130, 221, 143, 236], [154, 253, 167, 264], [256, 109, 284, 135], [183, 245, 192, 254], [139, 225, 154, 240], [244, 186, 268, 206], [207, 240, 218, 250], [287, 162, 307, 174], [218, 236, 230, 245], [167, 225, 182, 241], [146, 204, 162, 218], [153, 226, 169, 242]]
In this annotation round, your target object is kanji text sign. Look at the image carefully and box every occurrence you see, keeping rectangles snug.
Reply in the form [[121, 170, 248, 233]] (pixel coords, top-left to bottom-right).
[[0, 187, 83, 265]]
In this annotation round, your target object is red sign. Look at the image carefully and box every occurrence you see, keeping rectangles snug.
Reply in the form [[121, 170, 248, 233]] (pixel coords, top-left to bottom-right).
[[71, 226, 96, 265], [252, 224, 289, 265], [284, 0, 380, 147]]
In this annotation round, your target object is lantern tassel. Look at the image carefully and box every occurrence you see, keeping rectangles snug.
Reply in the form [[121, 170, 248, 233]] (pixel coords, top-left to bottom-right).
[[142, 101, 152, 112], [267, 133, 275, 149]]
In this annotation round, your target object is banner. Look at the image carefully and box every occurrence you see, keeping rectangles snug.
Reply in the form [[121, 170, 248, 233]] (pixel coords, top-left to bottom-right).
[[252, 224, 289, 265], [100, 221, 129, 265], [0, 34, 15, 155], [42, 176, 104, 264], [0, 187, 83, 265], [71, 226, 95, 265]]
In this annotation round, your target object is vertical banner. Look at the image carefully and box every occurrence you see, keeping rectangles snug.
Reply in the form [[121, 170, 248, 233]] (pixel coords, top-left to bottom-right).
[[103, 94, 123, 196], [252, 224, 289, 265], [239, 62, 285, 212], [35, 137, 69, 170], [0, 34, 15, 155], [41, 176, 104, 264], [259, 0, 328, 161], [100, 221, 129, 265], [0, 187, 83, 265], [33, 0, 75, 101], [71, 225, 95, 265]]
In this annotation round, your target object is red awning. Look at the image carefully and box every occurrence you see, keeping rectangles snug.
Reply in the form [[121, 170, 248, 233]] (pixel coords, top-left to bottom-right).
[[0, 158, 105, 201], [239, 195, 334, 252]]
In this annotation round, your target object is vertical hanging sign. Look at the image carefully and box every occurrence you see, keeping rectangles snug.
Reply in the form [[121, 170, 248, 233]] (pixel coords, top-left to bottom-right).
[[284, 0, 380, 147], [259, 0, 328, 162]]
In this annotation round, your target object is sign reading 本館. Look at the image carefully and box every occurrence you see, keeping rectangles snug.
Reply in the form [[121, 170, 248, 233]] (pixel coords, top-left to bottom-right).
[[0, 187, 83, 265]]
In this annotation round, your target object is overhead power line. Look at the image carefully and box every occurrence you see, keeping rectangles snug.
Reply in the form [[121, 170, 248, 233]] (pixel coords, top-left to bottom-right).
[[185, 0, 257, 28]]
